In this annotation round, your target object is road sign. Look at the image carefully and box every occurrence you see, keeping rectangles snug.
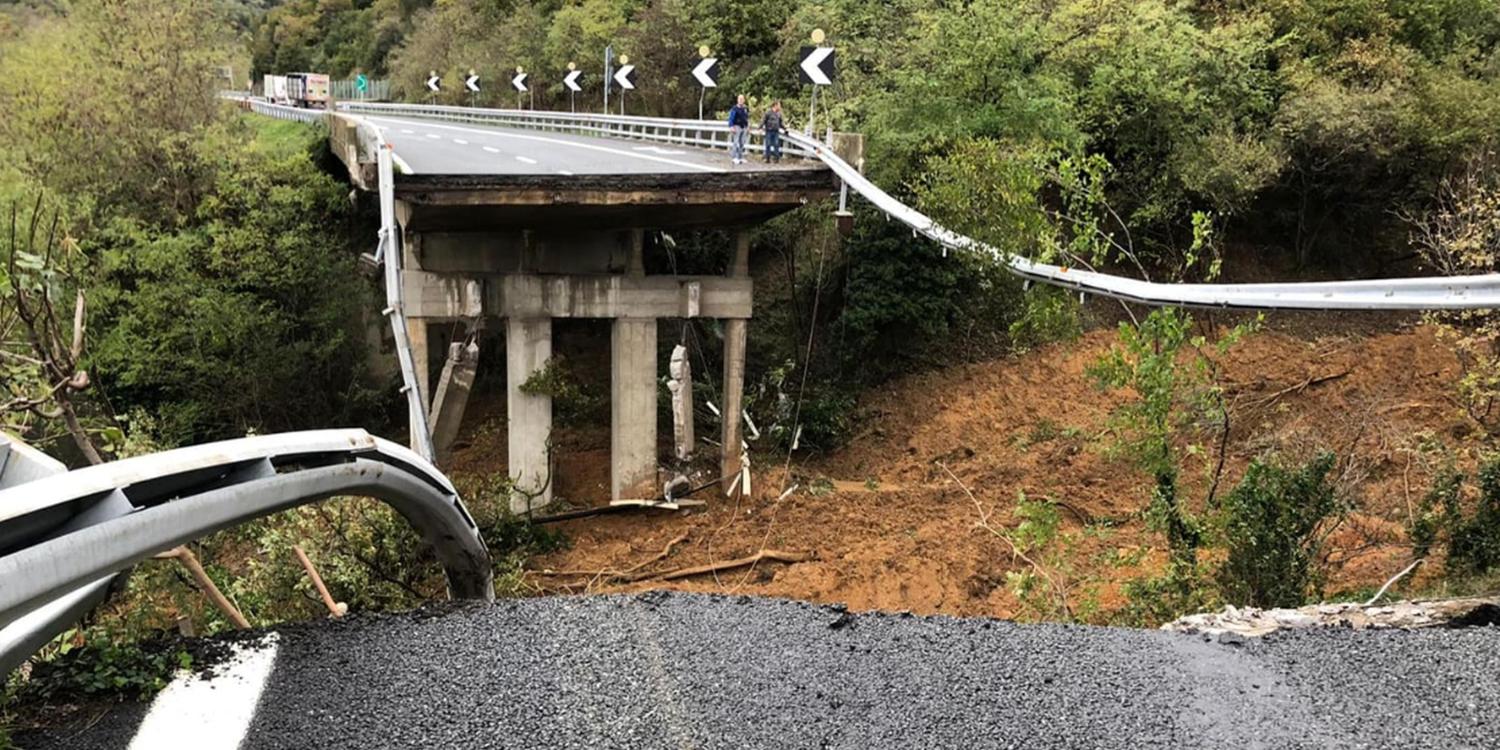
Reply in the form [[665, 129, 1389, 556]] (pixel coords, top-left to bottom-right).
[[355, 74, 369, 93], [692, 57, 719, 88], [613, 64, 636, 91], [511, 72, 527, 92], [465, 73, 480, 92], [426, 72, 441, 92], [799, 47, 835, 86], [564, 70, 583, 92]]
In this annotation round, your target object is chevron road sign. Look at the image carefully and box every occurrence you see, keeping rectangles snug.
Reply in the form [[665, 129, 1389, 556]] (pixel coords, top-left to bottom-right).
[[511, 72, 527, 92], [798, 47, 835, 85], [692, 57, 719, 88], [613, 64, 636, 90], [564, 69, 583, 92], [426, 72, 441, 92], [465, 72, 480, 92]]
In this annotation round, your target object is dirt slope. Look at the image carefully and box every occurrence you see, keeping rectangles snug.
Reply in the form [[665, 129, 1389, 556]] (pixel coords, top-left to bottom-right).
[[452, 318, 1472, 621]]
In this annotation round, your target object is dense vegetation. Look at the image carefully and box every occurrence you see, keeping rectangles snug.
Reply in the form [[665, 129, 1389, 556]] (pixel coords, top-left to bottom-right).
[[4, 0, 1500, 719]]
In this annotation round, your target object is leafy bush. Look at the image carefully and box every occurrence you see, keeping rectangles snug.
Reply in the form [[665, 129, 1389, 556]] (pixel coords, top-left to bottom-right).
[[1448, 459, 1500, 575], [1217, 452, 1344, 608], [17, 631, 191, 703]]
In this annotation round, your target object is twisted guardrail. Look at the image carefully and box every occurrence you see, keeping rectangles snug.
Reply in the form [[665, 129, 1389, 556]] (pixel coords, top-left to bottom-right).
[[0, 429, 492, 675]]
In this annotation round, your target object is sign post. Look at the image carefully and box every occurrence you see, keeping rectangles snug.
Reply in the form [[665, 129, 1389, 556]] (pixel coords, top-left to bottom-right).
[[692, 46, 719, 121], [465, 68, 480, 107], [798, 29, 836, 137], [603, 45, 614, 113], [613, 55, 635, 115], [564, 63, 582, 113], [512, 67, 528, 109]]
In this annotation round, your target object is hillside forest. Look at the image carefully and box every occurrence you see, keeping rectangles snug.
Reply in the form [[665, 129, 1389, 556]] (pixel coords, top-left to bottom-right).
[[3, 0, 1500, 719]]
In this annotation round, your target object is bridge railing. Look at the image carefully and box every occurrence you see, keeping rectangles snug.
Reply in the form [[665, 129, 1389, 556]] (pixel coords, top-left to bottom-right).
[[338, 101, 820, 160], [249, 98, 330, 124]]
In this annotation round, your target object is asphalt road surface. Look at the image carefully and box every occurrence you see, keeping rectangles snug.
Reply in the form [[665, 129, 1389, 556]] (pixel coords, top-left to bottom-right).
[[17, 592, 1500, 749], [366, 115, 815, 177]]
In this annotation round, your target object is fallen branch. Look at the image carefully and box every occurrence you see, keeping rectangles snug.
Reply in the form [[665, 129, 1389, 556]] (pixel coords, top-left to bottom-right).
[[1249, 371, 1350, 409], [155, 546, 250, 629], [539, 534, 690, 582], [651, 549, 813, 582], [1365, 558, 1424, 606]]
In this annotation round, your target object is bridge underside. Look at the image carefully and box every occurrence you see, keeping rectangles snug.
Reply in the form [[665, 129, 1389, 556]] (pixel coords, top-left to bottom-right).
[[393, 170, 836, 511], [393, 170, 834, 230]]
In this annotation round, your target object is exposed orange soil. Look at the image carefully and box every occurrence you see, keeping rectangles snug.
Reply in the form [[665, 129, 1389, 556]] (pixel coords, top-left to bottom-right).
[[449, 317, 1474, 621]]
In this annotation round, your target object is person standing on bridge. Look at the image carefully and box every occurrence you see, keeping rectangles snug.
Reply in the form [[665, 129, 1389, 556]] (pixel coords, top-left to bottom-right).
[[761, 101, 787, 163], [728, 95, 750, 165]]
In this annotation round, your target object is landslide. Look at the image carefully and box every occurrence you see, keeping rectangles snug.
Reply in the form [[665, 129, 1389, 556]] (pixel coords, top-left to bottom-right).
[[450, 314, 1472, 621]]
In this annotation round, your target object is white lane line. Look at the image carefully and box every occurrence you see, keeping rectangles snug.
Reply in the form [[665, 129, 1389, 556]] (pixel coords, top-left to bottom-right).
[[483, 146, 500, 153], [364, 116, 724, 173], [453, 138, 469, 145], [515, 156, 538, 165], [391, 151, 414, 174], [633, 145, 686, 155], [400, 129, 414, 134], [128, 635, 279, 750], [425, 133, 441, 139], [558, 170, 574, 176]]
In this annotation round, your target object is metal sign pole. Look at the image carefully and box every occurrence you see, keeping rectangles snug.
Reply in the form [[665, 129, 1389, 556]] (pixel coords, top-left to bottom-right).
[[699, 87, 705, 121]]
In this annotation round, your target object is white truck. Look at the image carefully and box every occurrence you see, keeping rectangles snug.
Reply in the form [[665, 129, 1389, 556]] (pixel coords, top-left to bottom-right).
[[285, 72, 331, 109]]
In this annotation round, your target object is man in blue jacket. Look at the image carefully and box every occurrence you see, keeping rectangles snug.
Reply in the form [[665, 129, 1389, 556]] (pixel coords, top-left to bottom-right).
[[727, 95, 750, 165]]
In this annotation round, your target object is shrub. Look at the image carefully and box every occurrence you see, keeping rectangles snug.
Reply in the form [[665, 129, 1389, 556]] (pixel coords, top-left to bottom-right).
[[1448, 459, 1500, 575], [16, 631, 191, 704], [1217, 452, 1344, 609]]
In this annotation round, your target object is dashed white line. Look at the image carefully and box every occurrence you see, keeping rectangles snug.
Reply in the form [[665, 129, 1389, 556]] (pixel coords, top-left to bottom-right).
[[453, 139, 469, 145], [557, 170, 574, 176], [515, 156, 538, 165], [483, 147, 500, 153], [400, 129, 414, 134], [426, 133, 441, 139]]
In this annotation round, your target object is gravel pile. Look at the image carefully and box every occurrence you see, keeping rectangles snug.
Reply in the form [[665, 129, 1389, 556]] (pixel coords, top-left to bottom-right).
[[20, 592, 1500, 749]]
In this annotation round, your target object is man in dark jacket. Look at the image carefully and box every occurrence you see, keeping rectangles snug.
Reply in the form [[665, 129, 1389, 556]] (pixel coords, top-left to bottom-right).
[[761, 101, 787, 163], [727, 95, 750, 164]]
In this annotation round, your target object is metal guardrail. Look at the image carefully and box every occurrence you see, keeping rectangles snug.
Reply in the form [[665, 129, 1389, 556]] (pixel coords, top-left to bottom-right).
[[330, 100, 1500, 311], [248, 98, 329, 124], [0, 429, 491, 674], [338, 101, 818, 160]]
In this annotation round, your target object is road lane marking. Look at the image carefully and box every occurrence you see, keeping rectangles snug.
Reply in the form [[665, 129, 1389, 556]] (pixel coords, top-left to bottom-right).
[[515, 156, 538, 165], [400, 129, 414, 134], [453, 139, 469, 145], [634, 145, 686, 155], [558, 170, 574, 176], [391, 151, 414, 174], [483, 147, 500, 153], [426, 133, 441, 139], [128, 635, 279, 750], [364, 116, 724, 173]]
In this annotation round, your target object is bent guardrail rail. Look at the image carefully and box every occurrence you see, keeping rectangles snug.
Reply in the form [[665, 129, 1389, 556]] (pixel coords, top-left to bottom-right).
[[0, 429, 491, 675], [327, 99, 1500, 310]]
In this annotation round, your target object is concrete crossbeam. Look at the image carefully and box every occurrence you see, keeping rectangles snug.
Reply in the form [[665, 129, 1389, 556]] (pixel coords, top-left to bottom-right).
[[506, 318, 553, 513], [611, 319, 658, 502], [401, 271, 752, 320]]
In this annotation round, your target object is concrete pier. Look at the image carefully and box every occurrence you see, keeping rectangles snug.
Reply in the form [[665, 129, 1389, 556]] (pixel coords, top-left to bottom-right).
[[506, 318, 552, 512], [610, 318, 658, 502]]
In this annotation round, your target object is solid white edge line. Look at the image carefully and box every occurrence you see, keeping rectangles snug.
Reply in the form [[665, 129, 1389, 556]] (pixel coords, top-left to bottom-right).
[[128, 634, 279, 750], [390, 151, 414, 174], [365, 116, 724, 173]]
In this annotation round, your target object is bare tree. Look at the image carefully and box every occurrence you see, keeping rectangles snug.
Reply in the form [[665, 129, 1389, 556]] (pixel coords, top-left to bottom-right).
[[2, 196, 104, 464]]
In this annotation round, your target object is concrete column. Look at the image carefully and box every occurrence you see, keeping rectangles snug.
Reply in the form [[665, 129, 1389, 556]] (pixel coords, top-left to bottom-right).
[[611, 318, 658, 502], [429, 338, 480, 462], [409, 320, 432, 419], [506, 318, 552, 513], [721, 230, 751, 489]]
